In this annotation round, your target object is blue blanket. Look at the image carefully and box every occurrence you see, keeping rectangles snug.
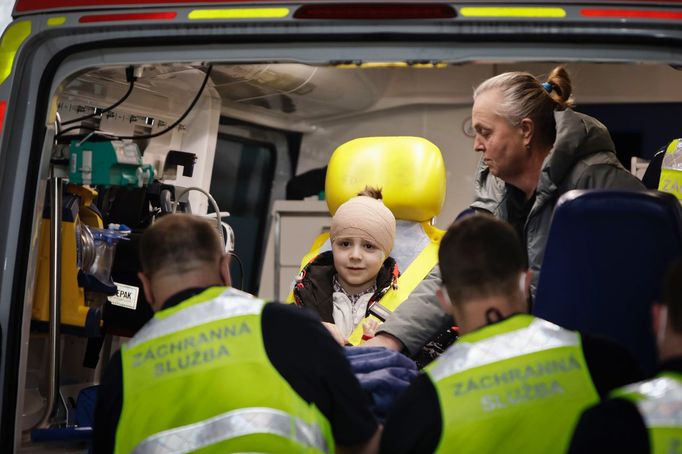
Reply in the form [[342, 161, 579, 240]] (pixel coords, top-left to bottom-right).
[[344, 347, 418, 421]]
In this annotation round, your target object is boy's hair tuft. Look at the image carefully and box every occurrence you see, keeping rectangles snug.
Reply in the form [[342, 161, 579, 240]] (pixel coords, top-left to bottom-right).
[[357, 185, 383, 200]]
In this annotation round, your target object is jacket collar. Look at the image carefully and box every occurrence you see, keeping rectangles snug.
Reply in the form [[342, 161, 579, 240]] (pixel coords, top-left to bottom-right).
[[161, 287, 209, 311], [293, 250, 399, 322]]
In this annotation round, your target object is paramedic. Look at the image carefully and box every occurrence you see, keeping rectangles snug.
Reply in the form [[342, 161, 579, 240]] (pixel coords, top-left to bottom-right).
[[569, 257, 682, 453], [380, 214, 640, 453], [92, 214, 380, 453], [367, 65, 644, 356]]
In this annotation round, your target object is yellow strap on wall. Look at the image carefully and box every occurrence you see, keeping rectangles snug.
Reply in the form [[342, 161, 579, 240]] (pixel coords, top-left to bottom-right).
[[285, 232, 330, 304], [347, 226, 441, 346]]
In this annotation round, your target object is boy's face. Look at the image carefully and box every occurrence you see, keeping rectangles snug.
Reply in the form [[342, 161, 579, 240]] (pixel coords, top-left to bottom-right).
[[331, 236, 385, 294]]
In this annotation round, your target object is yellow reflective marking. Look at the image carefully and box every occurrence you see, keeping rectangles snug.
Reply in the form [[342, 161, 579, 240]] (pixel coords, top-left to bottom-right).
[[658, 169, 682, 200], [411, 63, 448, 69], [0, 21, 32, 86], [335, 62, 446, 69], [47, 17, 67, 26], [188, 8, 290, 20], [361, 62, 409, 68], [459, 7, 566, 18], [658, 139, 682, 200]]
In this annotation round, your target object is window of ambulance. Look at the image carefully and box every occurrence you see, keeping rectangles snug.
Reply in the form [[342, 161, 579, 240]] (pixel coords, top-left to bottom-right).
[[209, 132, 276, 293]]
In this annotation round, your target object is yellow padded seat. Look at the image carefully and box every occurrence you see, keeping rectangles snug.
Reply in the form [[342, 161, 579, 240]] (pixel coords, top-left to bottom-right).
[[325, 136, 446, 222], [290, 137, 446, 345]]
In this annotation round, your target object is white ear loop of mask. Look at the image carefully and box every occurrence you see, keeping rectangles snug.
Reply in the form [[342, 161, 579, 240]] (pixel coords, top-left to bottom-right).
[[518, 272, 526, 293], [440, 285, 453, 306], [221, 222, 235, 253], [658, 305, 668, 348]]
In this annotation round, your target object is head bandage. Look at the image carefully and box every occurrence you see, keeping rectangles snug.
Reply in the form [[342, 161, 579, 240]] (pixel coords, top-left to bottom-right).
[[330, 195, 396, 257]]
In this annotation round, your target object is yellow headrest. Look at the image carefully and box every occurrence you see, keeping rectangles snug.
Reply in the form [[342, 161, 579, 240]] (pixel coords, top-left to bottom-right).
[[325, 137, 446, 222]]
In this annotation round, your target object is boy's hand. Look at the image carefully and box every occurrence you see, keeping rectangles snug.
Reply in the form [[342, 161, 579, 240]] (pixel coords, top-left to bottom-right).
[[322, 322, 346, 346], [362, 318, 381, 339]]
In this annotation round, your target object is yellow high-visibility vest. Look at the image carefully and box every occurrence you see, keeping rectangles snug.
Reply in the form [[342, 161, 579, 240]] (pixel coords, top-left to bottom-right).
[[116, 287, 334, 453]]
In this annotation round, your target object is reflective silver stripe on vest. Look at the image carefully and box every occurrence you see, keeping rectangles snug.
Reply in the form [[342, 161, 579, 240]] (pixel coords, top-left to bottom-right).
[[129, 288, 264, 348], [624, 377, 682, 428], [132, 407, 328, 454], [430, 318, 579, 381]]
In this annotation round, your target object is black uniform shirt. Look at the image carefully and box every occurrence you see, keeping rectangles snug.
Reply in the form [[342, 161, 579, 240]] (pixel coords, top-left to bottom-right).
[[380, 315, 642, 454], [93, 288, 377, 453], [506, 184, 535, 266], [568, 357, 682, 454]]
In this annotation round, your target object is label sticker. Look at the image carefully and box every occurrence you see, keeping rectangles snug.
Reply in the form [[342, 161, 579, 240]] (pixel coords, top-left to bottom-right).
[[108, 282, 139, 310]]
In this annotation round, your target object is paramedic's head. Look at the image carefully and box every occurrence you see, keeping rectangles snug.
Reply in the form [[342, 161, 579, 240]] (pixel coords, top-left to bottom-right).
[[138, 214, 230, 311], [437, 214, 529, 335], [655, 257, 682, 358], [330, 186, 396, 294]]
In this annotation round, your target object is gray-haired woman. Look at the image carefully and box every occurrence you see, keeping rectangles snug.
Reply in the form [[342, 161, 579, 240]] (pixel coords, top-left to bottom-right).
[[470, 66, 643, 286], [366, 66, 644, 358]]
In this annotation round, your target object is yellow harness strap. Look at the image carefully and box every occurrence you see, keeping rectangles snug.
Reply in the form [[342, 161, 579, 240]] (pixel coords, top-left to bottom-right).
[[347, 224, 443, 346]]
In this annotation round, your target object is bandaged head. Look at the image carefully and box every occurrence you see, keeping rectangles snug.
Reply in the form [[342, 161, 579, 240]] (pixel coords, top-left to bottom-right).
[[330, 193, 396, 257]]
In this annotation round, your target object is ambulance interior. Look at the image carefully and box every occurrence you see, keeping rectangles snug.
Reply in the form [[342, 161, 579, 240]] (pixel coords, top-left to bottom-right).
[[16, 59, 682, 448]]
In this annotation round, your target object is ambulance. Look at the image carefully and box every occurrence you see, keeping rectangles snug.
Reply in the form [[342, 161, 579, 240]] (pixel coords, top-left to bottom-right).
[[1, 0, 682, 450]]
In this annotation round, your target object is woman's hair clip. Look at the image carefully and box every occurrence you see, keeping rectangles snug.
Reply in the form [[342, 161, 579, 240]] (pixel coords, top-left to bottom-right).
[[542, 82, 553, 94]]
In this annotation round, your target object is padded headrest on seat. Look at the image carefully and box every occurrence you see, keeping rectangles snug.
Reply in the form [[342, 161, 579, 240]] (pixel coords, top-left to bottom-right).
[[325, 137, 446, 222], [533, 189, 682, 375]]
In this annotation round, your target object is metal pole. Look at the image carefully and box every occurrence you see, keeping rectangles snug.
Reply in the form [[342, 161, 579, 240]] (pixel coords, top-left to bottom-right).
[[274, 212, 281, 302], [95, 334, 113, 384], [38, 177, 62, 427]]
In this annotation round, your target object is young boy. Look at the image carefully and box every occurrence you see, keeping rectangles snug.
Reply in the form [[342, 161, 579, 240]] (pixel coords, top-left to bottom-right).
[[294, 186, 398, 343]]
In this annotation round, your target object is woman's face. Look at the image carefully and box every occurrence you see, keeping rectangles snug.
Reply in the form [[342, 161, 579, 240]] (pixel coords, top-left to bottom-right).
[[472, 88, 528, 182]]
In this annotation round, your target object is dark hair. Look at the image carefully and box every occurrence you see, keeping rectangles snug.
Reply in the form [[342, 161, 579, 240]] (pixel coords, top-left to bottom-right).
[[545, 66, 574, 109], [139, 214, 223, 278], [663, 257, 682, 332], [473, 65, 574, 149], [438, 214, 526, 305], [357, 185, 383, 200]]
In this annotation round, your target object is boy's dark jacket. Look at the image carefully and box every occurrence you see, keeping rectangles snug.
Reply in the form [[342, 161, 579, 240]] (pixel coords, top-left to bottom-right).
[[293, 250, 399, 323]]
